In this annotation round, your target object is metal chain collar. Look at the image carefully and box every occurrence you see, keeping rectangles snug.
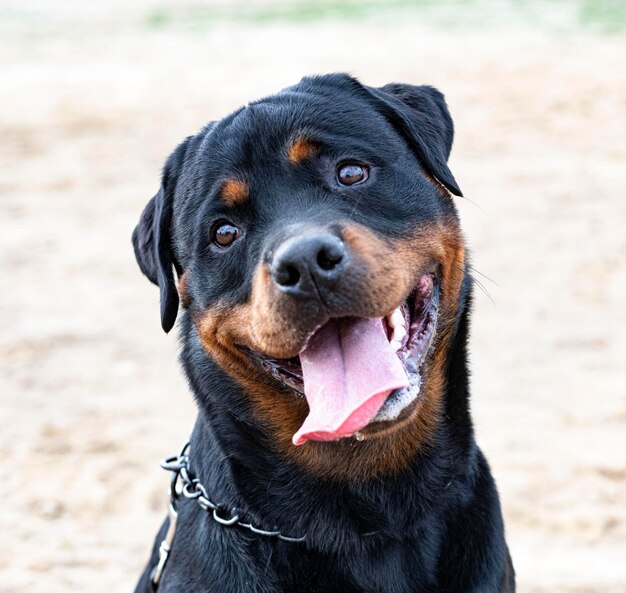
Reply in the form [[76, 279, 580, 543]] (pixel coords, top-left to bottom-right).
[[151, 440, 305, 587]]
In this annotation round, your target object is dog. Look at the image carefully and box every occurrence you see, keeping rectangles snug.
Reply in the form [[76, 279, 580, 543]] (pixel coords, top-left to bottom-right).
[[131, 73, 515, 592]]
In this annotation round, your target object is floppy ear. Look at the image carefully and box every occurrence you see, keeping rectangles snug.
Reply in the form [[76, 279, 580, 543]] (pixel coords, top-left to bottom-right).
[[366, 83, 462, 197], [132, 138, 190, 333]]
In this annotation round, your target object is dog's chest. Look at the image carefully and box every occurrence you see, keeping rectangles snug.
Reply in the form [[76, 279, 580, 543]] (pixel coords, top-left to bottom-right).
[[160, 519, 437, 593]]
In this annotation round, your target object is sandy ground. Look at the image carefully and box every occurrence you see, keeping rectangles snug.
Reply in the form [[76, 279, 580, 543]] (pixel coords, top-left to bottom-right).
[[1, 2, 625, 592]]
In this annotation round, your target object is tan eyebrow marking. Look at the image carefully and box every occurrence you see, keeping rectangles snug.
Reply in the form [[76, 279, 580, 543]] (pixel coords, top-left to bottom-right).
[[287, 136, 318, 164], [220, 179, 249, 206]]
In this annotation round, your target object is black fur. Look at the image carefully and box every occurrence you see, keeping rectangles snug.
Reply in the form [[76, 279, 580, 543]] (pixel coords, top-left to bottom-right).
[[132, 74, 514, 592]]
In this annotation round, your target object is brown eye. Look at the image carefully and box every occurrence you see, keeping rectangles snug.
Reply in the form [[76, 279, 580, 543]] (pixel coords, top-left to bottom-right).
[[337, 163, 369, 186], [213, 222, 240, 247]]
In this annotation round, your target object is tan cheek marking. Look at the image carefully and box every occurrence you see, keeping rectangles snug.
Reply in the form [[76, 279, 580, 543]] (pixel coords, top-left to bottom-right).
[[178, 272, 190, 308], [287, 136, 318, 164], [220, 179, 249, 206], [249, 265, 283, 351], [192, 302, 310, 454], [194, 303, 257, 377], [342, 223, 440, 316], [248, 262, 325, 359]]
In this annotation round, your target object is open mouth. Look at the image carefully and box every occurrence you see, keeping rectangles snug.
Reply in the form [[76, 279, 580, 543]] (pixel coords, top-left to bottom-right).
[[250, 274, 439, 445]]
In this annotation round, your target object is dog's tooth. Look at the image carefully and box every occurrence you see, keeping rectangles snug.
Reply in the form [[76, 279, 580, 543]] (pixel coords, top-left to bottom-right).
[[390, 308, 404, 329], [393, 325, 407, 343]]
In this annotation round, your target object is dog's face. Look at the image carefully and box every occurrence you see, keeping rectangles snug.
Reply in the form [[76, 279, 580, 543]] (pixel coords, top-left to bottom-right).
[[133, 74, 467, 479]]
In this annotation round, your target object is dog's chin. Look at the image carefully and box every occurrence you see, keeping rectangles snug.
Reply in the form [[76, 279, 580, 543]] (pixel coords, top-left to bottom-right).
[[246, 274, 440, 437]]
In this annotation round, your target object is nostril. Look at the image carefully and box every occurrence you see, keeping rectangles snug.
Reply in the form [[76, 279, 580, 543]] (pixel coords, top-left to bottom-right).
[[317, 245, 343, 271], [275, 263, 301, 287]]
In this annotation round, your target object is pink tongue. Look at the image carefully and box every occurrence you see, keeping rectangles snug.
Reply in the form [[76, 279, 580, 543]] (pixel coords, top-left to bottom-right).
[[292, 317, 409, 446]]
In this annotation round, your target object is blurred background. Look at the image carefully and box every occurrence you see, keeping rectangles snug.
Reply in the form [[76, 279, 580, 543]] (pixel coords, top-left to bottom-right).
[[1, 1, 625, 591]]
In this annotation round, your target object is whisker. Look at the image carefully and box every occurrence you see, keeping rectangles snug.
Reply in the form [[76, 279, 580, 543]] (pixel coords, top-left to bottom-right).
[[468, 273, 496, 306], [345, 193, 364, 222], [458, 194, 484, 212], [456, 262, 496, 305], [468, 265, 499, 287]]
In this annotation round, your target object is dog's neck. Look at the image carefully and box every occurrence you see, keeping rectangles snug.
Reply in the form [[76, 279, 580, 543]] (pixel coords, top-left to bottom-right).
[[178, 295, 475, 552]]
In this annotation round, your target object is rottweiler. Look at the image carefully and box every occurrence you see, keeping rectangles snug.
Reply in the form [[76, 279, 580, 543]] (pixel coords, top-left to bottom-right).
[[131, 73, 515, 592]]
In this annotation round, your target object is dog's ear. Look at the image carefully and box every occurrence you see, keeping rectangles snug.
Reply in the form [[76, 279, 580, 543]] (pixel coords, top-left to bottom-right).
[[132, 137, 191, 333], [366, 83, 462, 197]]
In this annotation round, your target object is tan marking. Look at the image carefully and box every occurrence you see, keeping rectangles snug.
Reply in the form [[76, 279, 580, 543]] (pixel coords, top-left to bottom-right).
[[177, 271, 190, 308], [287, 136, 318, 164], [220, 179, 249, 206]]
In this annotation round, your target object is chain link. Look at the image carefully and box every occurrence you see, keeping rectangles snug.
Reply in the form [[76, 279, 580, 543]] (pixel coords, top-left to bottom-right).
[[160, 441, 306, 543]]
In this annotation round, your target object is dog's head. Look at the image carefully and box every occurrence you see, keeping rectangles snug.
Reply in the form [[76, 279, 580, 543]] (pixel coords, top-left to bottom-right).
[[133, 74, 467, 479]]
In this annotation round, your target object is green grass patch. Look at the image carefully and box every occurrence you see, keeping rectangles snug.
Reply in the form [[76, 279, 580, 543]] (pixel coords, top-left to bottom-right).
[[579, 0, 626, 33], [143, 0, 626, 34]]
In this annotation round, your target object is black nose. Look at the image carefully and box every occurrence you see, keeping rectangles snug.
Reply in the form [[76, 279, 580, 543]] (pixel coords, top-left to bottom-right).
[[271, 233, 347, 297]]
